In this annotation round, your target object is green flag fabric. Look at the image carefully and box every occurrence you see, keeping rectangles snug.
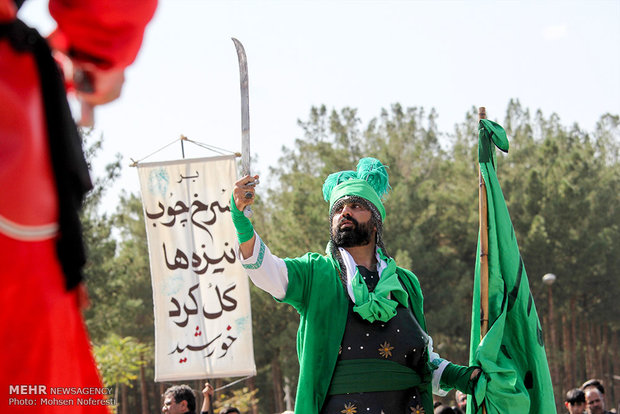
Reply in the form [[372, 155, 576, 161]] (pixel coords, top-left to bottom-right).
[[468, 119, 555, 413]]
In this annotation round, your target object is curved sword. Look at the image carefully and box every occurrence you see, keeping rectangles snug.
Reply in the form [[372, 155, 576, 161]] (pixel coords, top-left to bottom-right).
[[232, 37, 253, 218]]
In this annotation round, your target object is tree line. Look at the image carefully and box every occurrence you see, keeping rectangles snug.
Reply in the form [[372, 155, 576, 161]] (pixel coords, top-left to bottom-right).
[[80, 99, 619, 413]]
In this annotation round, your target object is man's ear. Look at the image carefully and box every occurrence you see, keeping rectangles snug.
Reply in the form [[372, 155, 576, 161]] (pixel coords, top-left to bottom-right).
[[180, 400, 188, 411]]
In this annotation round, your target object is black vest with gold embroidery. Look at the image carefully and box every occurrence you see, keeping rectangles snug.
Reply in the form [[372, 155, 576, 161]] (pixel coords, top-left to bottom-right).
[[321, 266, 429, 414]]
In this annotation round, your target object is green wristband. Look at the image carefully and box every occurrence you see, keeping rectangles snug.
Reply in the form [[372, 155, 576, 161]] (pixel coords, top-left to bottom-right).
[[230, 194, 254, 244]]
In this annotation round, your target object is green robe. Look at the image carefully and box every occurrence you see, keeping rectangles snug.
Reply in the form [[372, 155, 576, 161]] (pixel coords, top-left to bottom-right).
[[280, 252, 435, 414]]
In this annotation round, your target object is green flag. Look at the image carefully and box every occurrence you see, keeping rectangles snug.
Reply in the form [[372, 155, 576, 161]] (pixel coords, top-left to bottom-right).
[[468, 119, 555, 413]]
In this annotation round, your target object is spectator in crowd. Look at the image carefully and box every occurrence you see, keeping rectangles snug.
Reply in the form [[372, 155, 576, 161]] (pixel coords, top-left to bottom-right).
[[582, 379, 605, 395], [163, 385, 197, 414], [219, 408, 241, 414], [564, 388, 586, 414], [582, 379, 612, 414], [584, 387, 611, 414], [454, 389, 468, 413]]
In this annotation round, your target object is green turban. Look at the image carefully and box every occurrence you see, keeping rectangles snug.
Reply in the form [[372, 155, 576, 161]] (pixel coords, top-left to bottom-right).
[[322, 158, 391, 221]]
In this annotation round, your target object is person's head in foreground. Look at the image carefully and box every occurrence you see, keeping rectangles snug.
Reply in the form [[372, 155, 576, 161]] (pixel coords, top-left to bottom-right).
[[162, 385, 196, 414], [565, 388, 586, 414], [584, 387, 605, 414]]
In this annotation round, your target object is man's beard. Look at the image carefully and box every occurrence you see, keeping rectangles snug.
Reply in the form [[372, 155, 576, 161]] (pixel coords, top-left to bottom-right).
[[331, 216, 374, 248]]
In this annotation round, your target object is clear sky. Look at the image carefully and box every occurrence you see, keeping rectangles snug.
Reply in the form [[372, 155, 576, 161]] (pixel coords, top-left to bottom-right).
[[19, 0, 620, 213]]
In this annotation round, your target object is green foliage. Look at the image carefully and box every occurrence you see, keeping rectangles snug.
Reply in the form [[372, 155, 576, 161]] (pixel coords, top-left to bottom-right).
[[82, 191, 153, 343], [93, 334, 150, 388], [499, 101, 620, 326], [214, 387, 259, 412]]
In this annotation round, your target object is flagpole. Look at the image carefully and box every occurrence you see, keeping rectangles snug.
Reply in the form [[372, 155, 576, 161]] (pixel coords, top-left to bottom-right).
[[478, 107, 489, 414], [478, 107, 489, 338], [180, 134, 187, 159]]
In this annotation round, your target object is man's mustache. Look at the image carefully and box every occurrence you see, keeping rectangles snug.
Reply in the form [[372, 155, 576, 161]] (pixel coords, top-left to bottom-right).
[[338, 214, 358, 229]]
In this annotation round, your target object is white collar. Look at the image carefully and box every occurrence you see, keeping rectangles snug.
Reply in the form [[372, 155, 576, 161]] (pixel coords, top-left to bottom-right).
[[339, 247, 387, 303]]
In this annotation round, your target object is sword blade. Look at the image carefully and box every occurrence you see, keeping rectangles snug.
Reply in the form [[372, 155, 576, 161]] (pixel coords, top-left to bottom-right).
[[232, 37, 250, 177]]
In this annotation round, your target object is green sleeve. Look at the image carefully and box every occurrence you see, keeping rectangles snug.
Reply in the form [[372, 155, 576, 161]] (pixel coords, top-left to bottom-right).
[[277, 253, 315, 313], [440, 363, 481, 394]]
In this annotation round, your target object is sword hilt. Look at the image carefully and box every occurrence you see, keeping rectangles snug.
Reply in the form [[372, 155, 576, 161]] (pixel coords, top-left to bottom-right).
[[243, 188, 253, 218], [243, 206, 253, 218], [242, 178, 258, 218]]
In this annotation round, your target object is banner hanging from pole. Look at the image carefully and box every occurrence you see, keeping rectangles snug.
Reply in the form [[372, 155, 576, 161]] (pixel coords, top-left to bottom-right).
[[137, 155, 256, 381]]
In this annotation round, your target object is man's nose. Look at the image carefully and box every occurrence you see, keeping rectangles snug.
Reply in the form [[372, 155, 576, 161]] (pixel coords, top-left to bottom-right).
[[341, 204, 354, 215]]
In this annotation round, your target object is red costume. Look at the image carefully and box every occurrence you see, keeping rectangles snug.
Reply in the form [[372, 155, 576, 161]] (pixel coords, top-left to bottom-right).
[[0, 0, 156, 411]]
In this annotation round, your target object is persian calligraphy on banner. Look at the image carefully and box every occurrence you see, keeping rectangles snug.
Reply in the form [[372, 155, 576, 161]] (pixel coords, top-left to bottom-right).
[[137, 155, 256, 381]]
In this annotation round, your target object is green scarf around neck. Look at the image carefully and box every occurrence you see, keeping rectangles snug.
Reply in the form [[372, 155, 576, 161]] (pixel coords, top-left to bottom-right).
[[350, 248, 408, 323]]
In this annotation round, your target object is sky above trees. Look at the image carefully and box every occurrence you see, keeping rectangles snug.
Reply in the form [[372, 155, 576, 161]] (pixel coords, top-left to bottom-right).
[[20, 0, 620, 215]]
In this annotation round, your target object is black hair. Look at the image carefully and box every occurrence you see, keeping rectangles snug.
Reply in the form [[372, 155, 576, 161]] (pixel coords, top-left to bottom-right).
[[581, 378, 605, 394], [164, 384, 196, 412], [219, 408, 240, 414], [565, 388, 585, 404]]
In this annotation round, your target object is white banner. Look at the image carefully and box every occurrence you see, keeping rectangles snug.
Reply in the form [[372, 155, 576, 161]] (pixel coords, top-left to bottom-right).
[[137, 155, 255, 381]]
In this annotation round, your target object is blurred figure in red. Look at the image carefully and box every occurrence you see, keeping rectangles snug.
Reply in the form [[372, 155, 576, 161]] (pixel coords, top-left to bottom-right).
[[0, 0, 156, 411]]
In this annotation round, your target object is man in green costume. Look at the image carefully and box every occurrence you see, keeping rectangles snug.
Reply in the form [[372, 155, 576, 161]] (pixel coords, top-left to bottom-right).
[[231, 158, 481, 413]]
